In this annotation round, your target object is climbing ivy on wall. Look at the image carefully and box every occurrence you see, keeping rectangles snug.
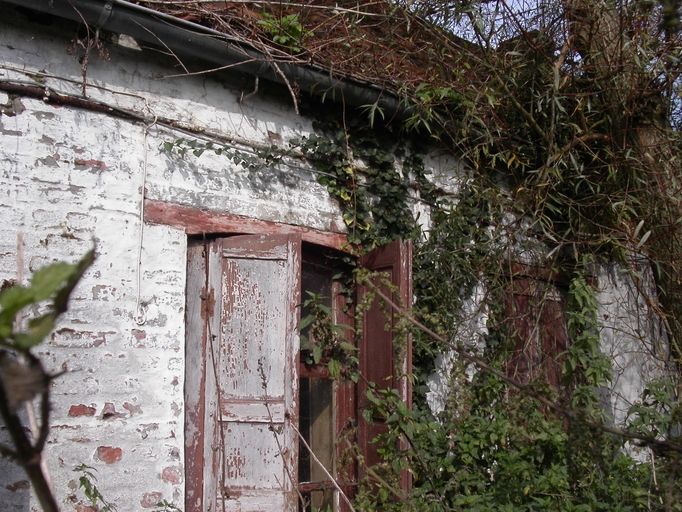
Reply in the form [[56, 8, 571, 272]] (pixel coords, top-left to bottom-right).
[[296, 117, 416, 247], [166, 94, 682, 509], [165, 109, 422, 249]]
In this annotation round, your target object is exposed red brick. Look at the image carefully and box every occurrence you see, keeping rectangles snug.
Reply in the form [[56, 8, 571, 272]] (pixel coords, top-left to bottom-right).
[[160, 466, 182, 484], [74, 158, 107, 170], [140, 492, 163, 508], [101, 402, 122, 419], [51, 327, 115, 347], [132, 329, 146, 340], [123, 402, 143, 416], [96, 446, 122, 464], [68, 404, 96, 417], [136, 423, 158, 440], [6, 480, 29, 492], [75, 503, 97, 512]]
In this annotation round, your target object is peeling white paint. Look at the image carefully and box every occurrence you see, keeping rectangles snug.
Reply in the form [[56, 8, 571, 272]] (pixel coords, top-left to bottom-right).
[[0, 7, 344, 510]]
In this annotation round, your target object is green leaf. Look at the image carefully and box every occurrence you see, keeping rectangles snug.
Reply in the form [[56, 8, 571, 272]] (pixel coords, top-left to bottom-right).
[[328, 358, 341, 379], [14, 314, 56, 349], [636, 229, 651, 249], [0, 286, 37, 329], [312, 344, 322, 364], [0, 250, 94, 350], [339, 341, 357, 352], [52, 250, 95, 314], [30, 262, 79, 302], [298, 314, 315, 331]]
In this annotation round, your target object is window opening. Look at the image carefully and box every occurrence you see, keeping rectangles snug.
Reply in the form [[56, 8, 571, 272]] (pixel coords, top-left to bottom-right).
[[299, 250, 342, 512], [505, 268, 570, 389]]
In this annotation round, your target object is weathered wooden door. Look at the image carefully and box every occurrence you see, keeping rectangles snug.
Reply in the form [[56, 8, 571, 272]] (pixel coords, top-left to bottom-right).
[[186, 235, 412, 511], [186, 234, 300, 512]]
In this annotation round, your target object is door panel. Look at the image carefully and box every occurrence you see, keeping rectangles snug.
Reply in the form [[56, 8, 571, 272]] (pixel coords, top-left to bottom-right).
[[217, 235, 301, 512], [187, 235, 301, 512], [187, 235, 412, 511]]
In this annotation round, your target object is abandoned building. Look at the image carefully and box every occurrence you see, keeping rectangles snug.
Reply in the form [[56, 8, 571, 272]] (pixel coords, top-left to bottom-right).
[[0, 0, 665, 511]]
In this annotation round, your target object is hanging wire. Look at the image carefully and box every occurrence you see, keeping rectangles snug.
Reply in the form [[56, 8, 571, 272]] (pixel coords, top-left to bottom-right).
[[134, 113, 158, 326]]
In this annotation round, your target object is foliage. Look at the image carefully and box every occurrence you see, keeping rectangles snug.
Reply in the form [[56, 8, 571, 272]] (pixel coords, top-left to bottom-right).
[[72, 463, 183, 512], [73, 464, 119, 512], [298, 117, 420, 248], [257, 12, 312, 53], [154, 499, 183, 512], [368, 0, 682, 507], [0, 251, 94, 512], [361, 386, 652, 511], [348, 177, 647, 509], [563, 274, 614, 411], [0, 251, 94, 351], [299, 291, 358, 379], [162, 138, 285, 167]]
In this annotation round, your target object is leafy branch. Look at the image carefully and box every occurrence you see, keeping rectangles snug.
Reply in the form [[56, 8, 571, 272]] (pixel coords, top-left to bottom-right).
[[299, 291, 358, 380], [360, 274, 682, 455], [0, 250, 94, 512], [258, 12, 313, 54], [73, 464, 118, 511]]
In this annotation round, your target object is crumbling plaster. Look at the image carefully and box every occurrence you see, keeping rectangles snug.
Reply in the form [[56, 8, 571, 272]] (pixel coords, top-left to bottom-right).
[[0, 6, 347, 510]]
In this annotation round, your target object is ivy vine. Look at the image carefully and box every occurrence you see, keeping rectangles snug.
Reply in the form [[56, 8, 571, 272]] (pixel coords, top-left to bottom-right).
[[163, 101, 682, 510]]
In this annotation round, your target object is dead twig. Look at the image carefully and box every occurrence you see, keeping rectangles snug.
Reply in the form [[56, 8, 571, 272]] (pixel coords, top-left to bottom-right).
[[291, 423, 357, 512]]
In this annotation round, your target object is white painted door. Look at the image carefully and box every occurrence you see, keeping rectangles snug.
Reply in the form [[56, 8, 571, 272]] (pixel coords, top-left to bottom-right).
[[185, 235, 301, 512]]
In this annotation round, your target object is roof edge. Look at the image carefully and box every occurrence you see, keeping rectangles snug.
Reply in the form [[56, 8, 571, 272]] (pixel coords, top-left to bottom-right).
[[3, 0, 410, 121]]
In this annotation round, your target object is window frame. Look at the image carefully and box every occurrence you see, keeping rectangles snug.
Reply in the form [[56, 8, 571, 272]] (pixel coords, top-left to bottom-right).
[[297, 245, 356, 511]]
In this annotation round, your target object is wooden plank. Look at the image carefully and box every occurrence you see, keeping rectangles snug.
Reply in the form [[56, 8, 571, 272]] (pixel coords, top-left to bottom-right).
[[144, 199, 348, 250], [506, 278, 569, 388], [220, 400, 286, 423], [333, 279, 358, 512], [185, 240, 223, 512], [219, 422, 289, 488], [184, 241, 208, 512], [357, 239, 412, 492], [204, 240, 223, 512], [219, 490, 287, 512]]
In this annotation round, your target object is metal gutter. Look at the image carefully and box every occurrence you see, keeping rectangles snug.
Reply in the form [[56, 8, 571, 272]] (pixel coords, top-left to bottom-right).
[[3, 0, 407, 119]]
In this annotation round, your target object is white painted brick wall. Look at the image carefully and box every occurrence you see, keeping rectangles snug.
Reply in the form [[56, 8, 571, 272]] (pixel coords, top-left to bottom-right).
[[0, 7, 344, 510]]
